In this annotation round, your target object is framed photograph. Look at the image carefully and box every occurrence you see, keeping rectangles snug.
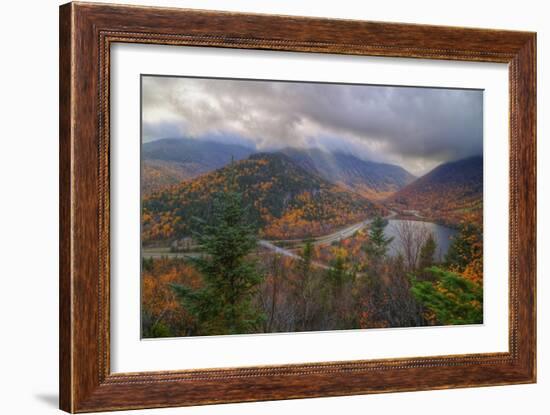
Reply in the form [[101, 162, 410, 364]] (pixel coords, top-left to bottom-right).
[[59, 2, 536, 412]]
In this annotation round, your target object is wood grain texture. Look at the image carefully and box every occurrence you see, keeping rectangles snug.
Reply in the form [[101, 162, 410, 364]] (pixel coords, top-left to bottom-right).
[[59, 3, 73, 411], [59, 2, 537, 412]]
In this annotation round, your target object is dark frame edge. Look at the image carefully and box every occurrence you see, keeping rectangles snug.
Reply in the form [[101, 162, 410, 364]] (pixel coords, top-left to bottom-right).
[[516, 32, 537, 385], [59, 2, 74, 413]]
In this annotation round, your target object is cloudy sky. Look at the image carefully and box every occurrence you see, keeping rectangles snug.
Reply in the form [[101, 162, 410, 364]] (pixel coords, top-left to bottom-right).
[[142, 76, 483, 175]]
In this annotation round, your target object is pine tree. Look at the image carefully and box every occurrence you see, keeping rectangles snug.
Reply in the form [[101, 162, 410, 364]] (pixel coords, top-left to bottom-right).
[[327, 254, 350, 289], [359, 216, 394, 327], [292, 239, 316, 331], [364, 215, 393, 270], [171, 181, 265, 335], [418, 233, 437, 270], [296, 239, 314, 278], [445, 221, 482, 272], [321, 251, 355, 330]]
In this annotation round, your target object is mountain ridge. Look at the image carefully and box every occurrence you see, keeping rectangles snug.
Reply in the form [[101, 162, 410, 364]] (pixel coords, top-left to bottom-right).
[[142, 152, 385, 243], [386, 155, 483, 226], [142, 137, 415, 199], [279, 147, 415, 199], [142, 138, 254, 195]]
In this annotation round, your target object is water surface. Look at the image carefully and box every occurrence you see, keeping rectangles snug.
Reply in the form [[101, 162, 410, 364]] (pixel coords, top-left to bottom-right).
[[384, 219, 457, 261]]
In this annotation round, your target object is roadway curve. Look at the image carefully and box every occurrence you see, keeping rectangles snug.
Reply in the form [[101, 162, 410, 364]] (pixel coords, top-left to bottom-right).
[[143, 211, 396, 270], [257, 211, 397, 266]]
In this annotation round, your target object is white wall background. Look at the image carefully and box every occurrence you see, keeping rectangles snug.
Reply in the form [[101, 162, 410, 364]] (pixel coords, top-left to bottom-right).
[[0, 0, 546, 414]]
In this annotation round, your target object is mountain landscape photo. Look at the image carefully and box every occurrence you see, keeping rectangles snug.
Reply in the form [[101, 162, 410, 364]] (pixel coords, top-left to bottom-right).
[[140, 75, 484, 338]]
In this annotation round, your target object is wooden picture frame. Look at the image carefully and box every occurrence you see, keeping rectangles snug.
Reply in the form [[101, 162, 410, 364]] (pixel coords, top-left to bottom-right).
[[59, 2, 536, 412]]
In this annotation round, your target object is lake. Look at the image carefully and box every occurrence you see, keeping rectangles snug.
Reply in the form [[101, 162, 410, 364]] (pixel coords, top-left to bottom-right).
[[384, 219, 458, 261]]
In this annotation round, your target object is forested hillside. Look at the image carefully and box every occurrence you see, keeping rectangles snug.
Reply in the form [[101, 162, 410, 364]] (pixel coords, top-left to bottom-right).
[[281, 147, 415, 199], [142, 137, 414, 198], [142, 152, 385, 243], [142, 138, 253, 195], [386, 156, 483, 226]]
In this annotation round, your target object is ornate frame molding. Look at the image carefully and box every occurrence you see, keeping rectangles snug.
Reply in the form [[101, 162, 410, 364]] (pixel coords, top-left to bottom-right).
[[60, 2, 536, 412]]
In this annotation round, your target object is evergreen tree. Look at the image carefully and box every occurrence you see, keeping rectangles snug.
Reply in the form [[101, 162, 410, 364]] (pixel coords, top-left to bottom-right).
[[292, 239, 317, 330], [418, 233, 437, 270], [296, 239, 314, 278], [364, 215, 393, 269], [445, 221, 482, 272], [171, 184, 265, 335], [411, 266, 483, 325], [326, 254, 350, 290], [324, 252, 357, 329], [359, 216, 394, 327]]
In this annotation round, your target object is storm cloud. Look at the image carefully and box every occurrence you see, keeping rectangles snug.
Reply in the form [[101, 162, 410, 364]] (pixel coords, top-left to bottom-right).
[[142, 76, 483, 175]]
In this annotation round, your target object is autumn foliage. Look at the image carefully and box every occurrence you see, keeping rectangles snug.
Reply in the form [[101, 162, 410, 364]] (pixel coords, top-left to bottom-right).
[[141, 257, 202, 337], [387, 156, 483, 228], [142, 153, 384, 244], [140, 153, 484, 336]]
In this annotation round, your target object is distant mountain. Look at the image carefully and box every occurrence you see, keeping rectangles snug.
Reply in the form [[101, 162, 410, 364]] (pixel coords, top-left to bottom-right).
[[387, 156, 483, 226], [142, 138, 415, 199], [142, 138, 254, 195], [142, 152, 385, 243], [280, 148, 415, 199], [142, 160, 197, 196]]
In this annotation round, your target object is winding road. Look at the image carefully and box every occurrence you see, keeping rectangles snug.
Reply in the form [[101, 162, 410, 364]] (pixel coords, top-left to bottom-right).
[[256, 211, 397, 266], [257, 240, 331, 270], [142, 211, 396, 271]]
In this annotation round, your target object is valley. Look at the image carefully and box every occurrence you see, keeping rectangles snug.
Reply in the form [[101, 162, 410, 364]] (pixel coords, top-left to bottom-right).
[[142, 138, 482, 249], [386, 156, 483, 227], [142, 151, 386, 244], [140, 137, 483, 337]]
